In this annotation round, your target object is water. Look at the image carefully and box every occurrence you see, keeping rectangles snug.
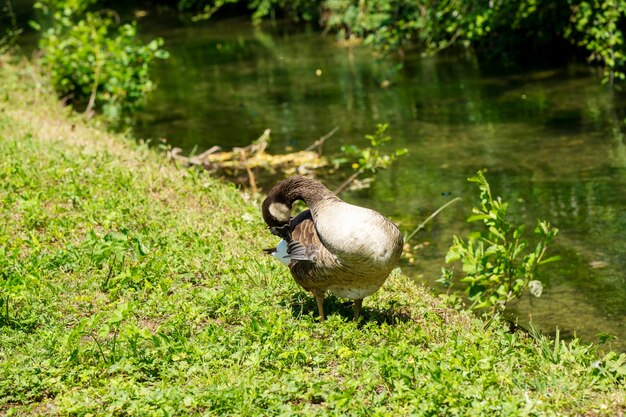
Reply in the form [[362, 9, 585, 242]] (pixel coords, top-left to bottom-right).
[[128, 12, 626, 350]]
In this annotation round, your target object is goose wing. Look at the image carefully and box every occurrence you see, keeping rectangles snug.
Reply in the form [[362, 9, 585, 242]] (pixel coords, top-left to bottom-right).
[[267, 210, 339, 285], [288, 214, 321, 262], [288, 212, 342, 287]]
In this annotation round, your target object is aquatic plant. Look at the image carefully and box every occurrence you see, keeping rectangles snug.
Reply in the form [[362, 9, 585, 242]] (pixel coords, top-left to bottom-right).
[[333, 123, 408, 193]]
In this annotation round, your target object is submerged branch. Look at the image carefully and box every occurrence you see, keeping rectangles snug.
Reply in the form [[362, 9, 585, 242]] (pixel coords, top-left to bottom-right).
[[167, 128, 328, 180]]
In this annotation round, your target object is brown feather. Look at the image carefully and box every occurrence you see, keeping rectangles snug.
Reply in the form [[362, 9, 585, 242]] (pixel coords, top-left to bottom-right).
[[288, 216, 344, 292]]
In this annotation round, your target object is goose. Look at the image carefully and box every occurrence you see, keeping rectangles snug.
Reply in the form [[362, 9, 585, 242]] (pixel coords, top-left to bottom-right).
[[262, 176, 403, 320]]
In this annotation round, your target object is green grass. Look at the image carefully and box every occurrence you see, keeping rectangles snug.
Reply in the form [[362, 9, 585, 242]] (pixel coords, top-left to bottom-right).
[[0, 55, 625, 416]]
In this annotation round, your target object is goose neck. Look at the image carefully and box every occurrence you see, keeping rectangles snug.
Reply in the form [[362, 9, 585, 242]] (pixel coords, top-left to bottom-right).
[[272, 176, 339, 208]]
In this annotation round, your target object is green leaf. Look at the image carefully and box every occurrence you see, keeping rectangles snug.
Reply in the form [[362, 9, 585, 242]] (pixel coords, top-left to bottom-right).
[[136, 238, 150, 256], [445, 250, 461, 263], [467, 214, 491, 222], [29, 20, 42, 31], [488, 226, 505, 241], [98, 323, 111, 338], [539, 256, 561, 265]]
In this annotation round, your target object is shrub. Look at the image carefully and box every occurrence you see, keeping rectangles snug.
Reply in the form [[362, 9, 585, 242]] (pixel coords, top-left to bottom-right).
[[440, 171, 559, 315], [34, 0, 169, 121], [566, 0, 626, 85], [193, 0, 626, 86]]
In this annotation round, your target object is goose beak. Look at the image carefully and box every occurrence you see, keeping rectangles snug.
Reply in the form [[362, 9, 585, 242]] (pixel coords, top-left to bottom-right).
[[270, 224, 291, 240]]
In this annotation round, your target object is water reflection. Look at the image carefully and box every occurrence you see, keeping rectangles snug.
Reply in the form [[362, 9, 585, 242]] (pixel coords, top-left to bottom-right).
[[134, 13, 626, 351]]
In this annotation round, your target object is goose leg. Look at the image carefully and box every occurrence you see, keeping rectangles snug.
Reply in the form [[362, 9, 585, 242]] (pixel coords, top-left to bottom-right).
[[353, 298, 363, 321], [314, 292, 325, 321]]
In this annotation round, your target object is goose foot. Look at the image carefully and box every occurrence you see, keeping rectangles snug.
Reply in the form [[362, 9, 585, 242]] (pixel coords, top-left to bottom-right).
[[314, 292, 325, 321], [353, 298, 363, 321]]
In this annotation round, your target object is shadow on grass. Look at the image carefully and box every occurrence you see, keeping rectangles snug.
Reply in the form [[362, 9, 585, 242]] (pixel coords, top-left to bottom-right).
[[280, 292, 412, 325]]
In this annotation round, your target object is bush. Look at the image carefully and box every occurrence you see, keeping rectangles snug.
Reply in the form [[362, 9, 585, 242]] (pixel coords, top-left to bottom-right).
[[566, 0, 626, 85], [182, 0, 319, 23], [189, 0, 626, 86], [34, 0, 169, 121], [336, 0, 626, 85]]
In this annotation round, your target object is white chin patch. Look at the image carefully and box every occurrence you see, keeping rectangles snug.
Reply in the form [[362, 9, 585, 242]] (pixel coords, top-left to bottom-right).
[[269, 202, 291, 223], [273, 240, 291, 266]]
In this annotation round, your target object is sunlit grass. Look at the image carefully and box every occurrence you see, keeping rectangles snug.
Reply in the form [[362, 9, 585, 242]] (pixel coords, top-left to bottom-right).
[[0, 55, 625, 416]]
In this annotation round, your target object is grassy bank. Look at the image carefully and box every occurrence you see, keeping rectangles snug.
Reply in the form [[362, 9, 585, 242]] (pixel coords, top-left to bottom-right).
[[0, 56, 625, 416]]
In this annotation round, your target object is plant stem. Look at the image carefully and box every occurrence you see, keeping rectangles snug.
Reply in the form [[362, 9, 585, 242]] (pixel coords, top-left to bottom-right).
[[6, 0, 18, 32], [103, 253, 117, 290], [404, 197, 462, 243], [89, 332, 108, 364], [85, 14, 102, 115]]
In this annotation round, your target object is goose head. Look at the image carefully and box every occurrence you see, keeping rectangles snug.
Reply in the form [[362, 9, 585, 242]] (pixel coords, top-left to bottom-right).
[[261, 194, 292, 228], [262, 176, 338, 227]]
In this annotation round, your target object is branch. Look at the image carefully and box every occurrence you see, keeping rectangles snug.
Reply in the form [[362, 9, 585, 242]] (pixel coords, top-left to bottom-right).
[[333, 169, 363, 195], [305, 126, 339, 156]]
